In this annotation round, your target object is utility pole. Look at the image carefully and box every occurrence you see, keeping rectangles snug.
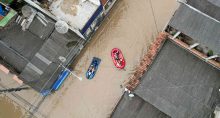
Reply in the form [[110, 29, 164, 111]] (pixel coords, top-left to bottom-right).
[[59, 64, 83, 81], [56, 56, 83, 81], [0, 87, 29, 94]]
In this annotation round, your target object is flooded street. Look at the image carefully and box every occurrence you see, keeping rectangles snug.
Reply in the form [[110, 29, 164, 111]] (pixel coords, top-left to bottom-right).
[[0, 0, 178, 118], [38, 0, 178, 118], [0, 95, 23, 118]]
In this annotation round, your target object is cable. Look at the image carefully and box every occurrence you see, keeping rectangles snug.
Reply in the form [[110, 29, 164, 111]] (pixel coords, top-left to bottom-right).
[[148, 0, 159, 33]]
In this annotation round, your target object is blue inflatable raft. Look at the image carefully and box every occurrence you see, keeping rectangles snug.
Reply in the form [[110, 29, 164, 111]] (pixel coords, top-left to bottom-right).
[[86, 57, 101, 80]]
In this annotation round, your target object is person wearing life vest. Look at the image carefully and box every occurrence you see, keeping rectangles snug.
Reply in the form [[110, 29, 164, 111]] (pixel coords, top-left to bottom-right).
[[88, 65, 95, 75], [114, 50, 122, 65]]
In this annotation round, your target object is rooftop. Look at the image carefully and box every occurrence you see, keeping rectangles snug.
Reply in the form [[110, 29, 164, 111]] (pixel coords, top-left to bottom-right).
[[134, 40, 220, 118], [0, 12, 84, 92], [111, 93, 171, 118], [0, 18, 54, 72], [187, 0, 220, 21], [49, 0, 101, 30], [169, 4, 220, 54]]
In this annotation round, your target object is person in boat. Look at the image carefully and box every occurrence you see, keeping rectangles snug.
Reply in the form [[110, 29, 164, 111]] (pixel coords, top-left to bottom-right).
[[114, 50, 120, 60], [88, 65, 95, 75], [114, 50, 122, 65]]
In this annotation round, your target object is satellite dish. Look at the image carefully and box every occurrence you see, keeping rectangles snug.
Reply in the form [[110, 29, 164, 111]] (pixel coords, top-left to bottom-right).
[[22, 5, 36, 18], [58, 56, 66, 63], [55, 20, 69, 34]]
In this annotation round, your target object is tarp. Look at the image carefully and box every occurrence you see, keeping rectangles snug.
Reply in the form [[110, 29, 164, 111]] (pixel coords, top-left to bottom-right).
[[0, 4, 5, 16], [0, 0, 14, 4], [51, 70, 70, 91], [0, 9, 16, 27]]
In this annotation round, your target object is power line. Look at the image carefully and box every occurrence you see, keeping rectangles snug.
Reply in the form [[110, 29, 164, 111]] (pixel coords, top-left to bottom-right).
[[148, 0, 159, 33], [0, 87, 29, 93]]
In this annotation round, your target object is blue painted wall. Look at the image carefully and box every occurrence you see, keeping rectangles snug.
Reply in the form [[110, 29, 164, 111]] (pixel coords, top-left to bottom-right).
[[81, 5, 103, 35]]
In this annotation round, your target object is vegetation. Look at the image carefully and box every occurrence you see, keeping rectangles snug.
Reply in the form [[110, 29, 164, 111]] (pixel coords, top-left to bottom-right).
[[207, 50, 214, 57]]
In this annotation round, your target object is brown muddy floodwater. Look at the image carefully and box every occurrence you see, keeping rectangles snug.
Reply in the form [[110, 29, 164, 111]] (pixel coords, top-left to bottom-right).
[[38, 0, 178, 118], [0, 95, 23, 118], [0, 0, 178, 118]]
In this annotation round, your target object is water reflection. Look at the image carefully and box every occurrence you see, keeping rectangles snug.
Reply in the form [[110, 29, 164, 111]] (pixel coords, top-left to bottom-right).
[[0, 95, 23, 118]]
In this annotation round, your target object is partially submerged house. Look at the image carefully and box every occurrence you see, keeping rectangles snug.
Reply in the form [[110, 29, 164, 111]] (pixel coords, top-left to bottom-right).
[[168, 0, 220, 58], [0, 1, 17, 28], [0, 7, 84, 92], [135, 39, 220, 118], [112, 93, 170, 118], [111, 0, 220, 117], [25, 0, 117, 39], [112, 38, 220, 118], [0, 0, 117, 94]]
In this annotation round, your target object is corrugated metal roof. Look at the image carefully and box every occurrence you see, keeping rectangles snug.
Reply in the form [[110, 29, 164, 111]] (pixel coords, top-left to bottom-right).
[[134, 40, 220, 118], [20, 30, 82, 92], [208, 0, 220, 7], [187, 0, 220, 21], [169, 4, 220, 54], [0, 14, 83, 92], [111, 93, 170, 118]]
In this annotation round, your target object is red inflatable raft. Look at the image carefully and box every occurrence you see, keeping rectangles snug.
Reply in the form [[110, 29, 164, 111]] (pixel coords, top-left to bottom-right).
[[111, 48, 126, 69]]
